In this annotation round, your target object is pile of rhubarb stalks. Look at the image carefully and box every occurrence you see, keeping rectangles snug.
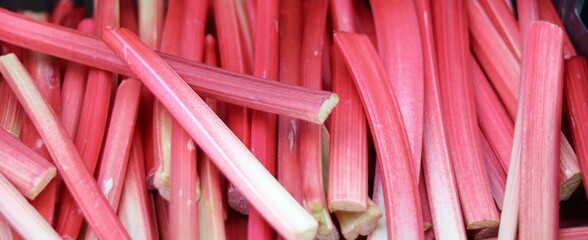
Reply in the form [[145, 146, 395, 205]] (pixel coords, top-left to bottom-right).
[[1, 0, 588, 239]]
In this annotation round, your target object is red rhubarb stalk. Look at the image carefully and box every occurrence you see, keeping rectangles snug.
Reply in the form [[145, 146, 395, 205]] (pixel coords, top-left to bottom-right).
[[197, 35, 227, 240], [517, 0, 540, 50], [0, 53, 129, 239], [327, 0, 369, 213], [298, 1, 339, 238], [537, 0, 577, 58], [370, 0, 424, 178], [334, 32, 423, 239], [102, 28, 318, 240], [60, 18, 93, 138], [432, 0, 500, 229], [479, 0, 522, 58], [169, 0, 208, 237], [560, 226, 588, 240], [480, 131, 507, 210], [84, 78, 142, 240], [564, 57, 588, 201], [0, 9, 338, 124], [248, 0, 280, 239], [468, 0, 582, 199], [19, 11, 62, 225], [213, 0, 253, 214], [415, 0, 466, 237], [276, 0, 303, 205], [517, 22, 565, 239], [55, 3, 117, 236]]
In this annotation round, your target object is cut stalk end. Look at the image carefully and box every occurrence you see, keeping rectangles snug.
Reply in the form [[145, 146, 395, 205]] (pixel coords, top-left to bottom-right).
[[317, 93, 339, 124]]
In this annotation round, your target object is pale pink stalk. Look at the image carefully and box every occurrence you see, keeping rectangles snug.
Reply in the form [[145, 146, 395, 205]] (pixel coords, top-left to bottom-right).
[[118, 128, 158, 240], [0, 215, 11, 240], [370, 0, 424, 178], [0, 9, 339, 124], [103, 28, 318, 240], [0, 171, 60, 240], [138, 0, 164, 49], [334, 32, 423, 239], [0, 53, 129, 239], [0, 128, 56, 199]]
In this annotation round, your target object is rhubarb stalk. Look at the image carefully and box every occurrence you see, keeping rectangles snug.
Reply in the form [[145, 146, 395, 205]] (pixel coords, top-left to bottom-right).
[[214, 0, 253, 213], [327, 0, 369, 213], [415, 0, 467, 237], [0, 53, 130, 239], [102, 28, 318, 240], [517, 22, 565, 239], [276, 0, 303, 205], [370, 0, 424, 178], [0, 171, 60, 240], [564, 57, 588, 201], [334, 32, 423, 239], [248, 0, 280, 239], [298, 0, 339, 238], [432, 0, 500, 229], [0, 9, 338, 124], [0, 128, 56, 200], [118, 127, 158, 240], [84, 78, 142, 240]]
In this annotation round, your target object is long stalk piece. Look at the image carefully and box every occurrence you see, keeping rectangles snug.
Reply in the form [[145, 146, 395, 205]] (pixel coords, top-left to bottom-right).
[[0, 8, 337, 124], [334, 32, 423, 240], [517, 22, 565, 240], [102, 28, 318, 240], [0, 53, 130, 239], [432, 0, 500, 229]]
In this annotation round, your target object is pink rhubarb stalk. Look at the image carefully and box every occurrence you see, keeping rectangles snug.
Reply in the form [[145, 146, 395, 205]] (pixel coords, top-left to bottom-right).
[[0, 128, 56, 199], [213, 0, 253, 213], [432, 0, 500, 229], [276, 0, 303, 205], [248, 0, 280, 239], [334, 32, 423, 239], [102, 28, 318, 240], [0, 8, 338, 124], [0, 53, 130, 239], [370, 0, 424, 178], [327, 0, 369, 213], [564, 57, 588, 200], [298, 0, 339, 238], [415, 0, 466, 237], [0, 171, 60, 240], [118, 128, 158, 240], [84, 78, 142, 240], [516, 22, 565, 240]]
